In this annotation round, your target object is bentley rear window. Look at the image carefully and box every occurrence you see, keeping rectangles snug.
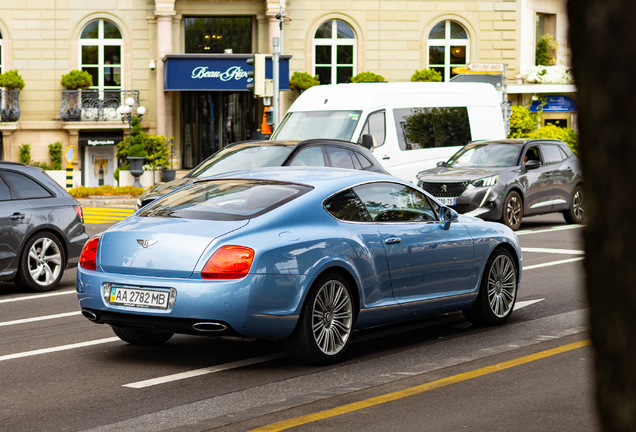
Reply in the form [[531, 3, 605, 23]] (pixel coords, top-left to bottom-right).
[[138, 180, 312, 221]]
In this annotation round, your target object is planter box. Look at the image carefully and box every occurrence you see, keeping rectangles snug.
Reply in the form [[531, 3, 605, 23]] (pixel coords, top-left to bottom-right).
[[118, 170, 161, 188], [45, 170, 81, 189]]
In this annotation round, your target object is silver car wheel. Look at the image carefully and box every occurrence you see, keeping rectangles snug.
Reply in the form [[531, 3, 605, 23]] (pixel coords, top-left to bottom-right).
[[572, 191, 584, 220], [27, 237, 62, 287], [487, 254, 517, 318], [506, 196, 521, 227], [312, 279, 353, 356]]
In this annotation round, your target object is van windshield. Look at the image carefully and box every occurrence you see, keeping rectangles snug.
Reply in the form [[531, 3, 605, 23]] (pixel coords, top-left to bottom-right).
[[272, 111, 362, 141]]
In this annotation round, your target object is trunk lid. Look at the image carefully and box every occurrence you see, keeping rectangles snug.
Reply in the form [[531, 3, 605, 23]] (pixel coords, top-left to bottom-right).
[[99, 216, 248, 278]]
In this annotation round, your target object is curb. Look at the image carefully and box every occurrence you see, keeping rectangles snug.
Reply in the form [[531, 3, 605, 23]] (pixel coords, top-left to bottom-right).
[[77, 197, 138, 208]]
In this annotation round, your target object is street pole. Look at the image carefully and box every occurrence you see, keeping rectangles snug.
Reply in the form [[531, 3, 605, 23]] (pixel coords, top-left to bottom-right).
[[273, 37, 280, 131]]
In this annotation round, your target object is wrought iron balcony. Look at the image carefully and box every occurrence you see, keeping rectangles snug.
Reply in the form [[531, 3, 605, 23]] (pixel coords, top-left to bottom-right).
[[1, 90, 20, 122], [60, 90, 140, 121]]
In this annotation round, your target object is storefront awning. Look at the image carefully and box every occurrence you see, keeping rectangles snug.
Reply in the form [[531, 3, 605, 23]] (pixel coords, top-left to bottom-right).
[[530, 95, 578, 113], [163, 54, 291, 92], [79, 131, 124, 146]]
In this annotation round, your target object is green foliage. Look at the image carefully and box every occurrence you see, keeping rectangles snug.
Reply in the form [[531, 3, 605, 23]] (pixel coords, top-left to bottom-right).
[[535, 34, 558, 66], [18, 144, 31, 164], [48, 142, 63, 170], [508, 105, 541, 138], [0, 70, 26, 90], [60, 70, 93, 90], [402, 107, 471, 148], [116, 116, 172, 167], [528, 123, 580, 155], [351, 72, 385, 83], [410, 69, 442, 82], [289, 72, 320, 91], [68, 185, 146, 198]]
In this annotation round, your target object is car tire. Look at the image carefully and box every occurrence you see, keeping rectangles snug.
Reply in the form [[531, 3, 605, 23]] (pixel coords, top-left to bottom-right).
[[112, 327, 174, 346], [14, 231, 66, 293], [282, 272, 355, 365], [463, 247, 518, 326], [563, 185, 585, 224], [500, 191, 523, 231]]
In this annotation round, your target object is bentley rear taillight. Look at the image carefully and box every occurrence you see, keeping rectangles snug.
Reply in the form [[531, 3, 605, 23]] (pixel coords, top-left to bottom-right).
[[201, 245, 254, 279], [79, 236, 100, 270]]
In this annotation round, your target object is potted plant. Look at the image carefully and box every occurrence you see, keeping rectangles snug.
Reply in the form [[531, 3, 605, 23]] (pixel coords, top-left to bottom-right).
[[127, 142, 147, 188], [144, 133, 173, 184], [289, 72, 320, 93], [0, 70, 25, 122], [60, 70, 93, 121]]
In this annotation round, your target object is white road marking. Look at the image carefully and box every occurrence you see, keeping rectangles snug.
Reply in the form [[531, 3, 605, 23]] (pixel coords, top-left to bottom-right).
[[523, 257, 585, 270], [123, 353, 287, 389], [0, 337, 119, 362], [516, 225, 584, 236], [521, 247, 585, 255], [0, 311, 82, 327], [0, 290, 76, 304], [514, 299, 544, 310]]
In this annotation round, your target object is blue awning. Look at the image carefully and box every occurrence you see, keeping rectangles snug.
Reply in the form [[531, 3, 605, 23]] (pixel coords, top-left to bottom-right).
[[530, 95, 578, 113], [163, 54, 290, 92]]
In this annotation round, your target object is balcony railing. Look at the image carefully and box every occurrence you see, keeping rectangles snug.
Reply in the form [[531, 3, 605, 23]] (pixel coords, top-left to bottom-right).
[[1, 90, 20, 122], [60, 90, 140, 121]]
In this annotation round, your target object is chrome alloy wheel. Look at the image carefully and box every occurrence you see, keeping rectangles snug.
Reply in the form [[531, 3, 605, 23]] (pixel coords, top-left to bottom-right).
[[487, 254, 517, 318], [27, 237, 62, 287], [505, 196, 521, 227], [312, 279, 353, 356], [572, 190, 584, 220]]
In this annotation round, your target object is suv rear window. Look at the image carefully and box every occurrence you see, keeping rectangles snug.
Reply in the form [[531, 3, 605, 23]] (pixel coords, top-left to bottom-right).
[[138, 180, 313, 221]]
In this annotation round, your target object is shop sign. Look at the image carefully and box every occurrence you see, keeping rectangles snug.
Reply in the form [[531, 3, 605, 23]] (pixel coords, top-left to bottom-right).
[[530, 95, 578, 113], [164, 55, 290, 91], [87, 139, 117, 146]]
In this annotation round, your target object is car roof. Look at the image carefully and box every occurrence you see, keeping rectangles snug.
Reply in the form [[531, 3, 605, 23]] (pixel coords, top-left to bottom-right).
[[194, 167, 396, 193], [227, 138, 369, 151], [468, 138, 566, 146]]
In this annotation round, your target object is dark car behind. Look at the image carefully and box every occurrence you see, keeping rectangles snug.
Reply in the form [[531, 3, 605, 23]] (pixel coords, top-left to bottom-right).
[[0, 162, 88, 292], [416, 139, 584, 230], [136, 139, 388, 209]]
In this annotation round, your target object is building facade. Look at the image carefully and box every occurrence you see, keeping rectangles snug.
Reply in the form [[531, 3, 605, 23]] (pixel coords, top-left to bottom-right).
[[0, 0, 574, 186]]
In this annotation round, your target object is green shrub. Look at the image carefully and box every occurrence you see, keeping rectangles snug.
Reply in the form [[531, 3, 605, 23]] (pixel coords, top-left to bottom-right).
[[528, 123, 579, 155], [289, 72, 320, 91], [0, 70, 26, 90], [48, 142, 63, 170], [68, 185, 146, 198], [536, 34, 558, 66], [18, 144, 31, 164], [508, 105, 540, 138], [351, 72, 385, 83], [116, 116, 173, 167], [60, 70, 93, 90], [128, 142, 147, 157], [410, 69, 442, 82]]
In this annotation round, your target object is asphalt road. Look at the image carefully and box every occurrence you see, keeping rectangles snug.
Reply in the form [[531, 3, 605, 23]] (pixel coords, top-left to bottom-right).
[[0, 214, 596, 432]]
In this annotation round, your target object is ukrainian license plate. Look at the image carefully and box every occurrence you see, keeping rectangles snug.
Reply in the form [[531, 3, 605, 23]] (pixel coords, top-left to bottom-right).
[[436, 197, 457, 206], [109, 286, 170, 310]]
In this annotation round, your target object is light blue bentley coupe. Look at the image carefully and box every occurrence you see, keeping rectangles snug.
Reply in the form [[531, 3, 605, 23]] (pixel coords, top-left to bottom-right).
[[77, 168, 522, 365]]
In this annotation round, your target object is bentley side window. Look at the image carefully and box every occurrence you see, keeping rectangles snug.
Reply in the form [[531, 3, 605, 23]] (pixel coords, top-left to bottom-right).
[[354, 182, 437, 222], [324, 189, 370, 222]]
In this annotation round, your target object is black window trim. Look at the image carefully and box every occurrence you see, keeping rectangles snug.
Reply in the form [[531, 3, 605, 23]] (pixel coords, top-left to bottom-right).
[[0, 169, 55, 200]]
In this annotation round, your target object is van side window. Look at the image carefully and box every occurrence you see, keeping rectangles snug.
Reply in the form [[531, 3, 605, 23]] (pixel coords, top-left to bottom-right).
[[394, 107, 471, 150], [358, 110, 386, 147]]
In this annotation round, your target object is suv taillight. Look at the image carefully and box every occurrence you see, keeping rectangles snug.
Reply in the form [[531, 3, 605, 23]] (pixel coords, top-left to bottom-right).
[[79, 236, 100, 270], [73, 205, 84, 222], [201, 245, 254, 279]]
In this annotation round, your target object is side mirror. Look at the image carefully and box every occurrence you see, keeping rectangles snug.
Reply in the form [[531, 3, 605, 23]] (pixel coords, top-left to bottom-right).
[[360, 134, 375, 150], [436, 161, 446, 167], [439, 206, 458, 230], [525, 160, 541, 170]]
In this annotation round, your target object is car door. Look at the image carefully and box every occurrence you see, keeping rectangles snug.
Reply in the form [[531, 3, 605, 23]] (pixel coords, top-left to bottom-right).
[[540, 143, 570, 211], [353, 181, 474, 311], [521, 145, 556, 215], [0, 172, 32, 273]]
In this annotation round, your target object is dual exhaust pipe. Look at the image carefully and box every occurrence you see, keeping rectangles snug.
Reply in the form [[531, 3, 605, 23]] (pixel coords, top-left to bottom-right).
[[81, 309, 227, 333]]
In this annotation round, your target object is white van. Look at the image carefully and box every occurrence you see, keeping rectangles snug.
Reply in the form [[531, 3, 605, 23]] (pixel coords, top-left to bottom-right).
[[271, 82, 506, 183]]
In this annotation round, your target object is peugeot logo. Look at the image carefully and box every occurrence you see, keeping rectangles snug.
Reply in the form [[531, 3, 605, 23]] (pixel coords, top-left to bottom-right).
[[441, 184, 447, 193], [137, 239, 158, 248]]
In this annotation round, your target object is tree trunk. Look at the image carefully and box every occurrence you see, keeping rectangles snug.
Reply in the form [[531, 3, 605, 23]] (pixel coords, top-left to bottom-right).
[[568, 1, 636, 430]]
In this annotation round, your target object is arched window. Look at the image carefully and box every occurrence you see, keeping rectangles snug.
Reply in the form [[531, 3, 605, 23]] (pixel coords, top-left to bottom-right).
[[313, 19, 356, 85], [427, 20, 469, 82], [79, 19, 123, 90]]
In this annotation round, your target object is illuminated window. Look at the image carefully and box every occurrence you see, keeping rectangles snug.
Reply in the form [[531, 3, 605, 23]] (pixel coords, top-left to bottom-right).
[[427, 20, 469, 82]]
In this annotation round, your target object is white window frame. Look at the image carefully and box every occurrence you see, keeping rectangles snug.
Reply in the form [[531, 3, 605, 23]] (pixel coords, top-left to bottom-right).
[[427, 20, 470, 82], [79, 19, 123, 91], [0, 32, 4, 75], [312, 19, 357, 85]]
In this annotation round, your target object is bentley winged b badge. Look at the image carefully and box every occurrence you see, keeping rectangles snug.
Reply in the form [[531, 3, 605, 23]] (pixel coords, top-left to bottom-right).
[[137, 239, 158, 248]]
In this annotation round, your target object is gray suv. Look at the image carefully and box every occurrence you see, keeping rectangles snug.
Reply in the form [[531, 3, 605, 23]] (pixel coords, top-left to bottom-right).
[[0, 162, 88, 292]]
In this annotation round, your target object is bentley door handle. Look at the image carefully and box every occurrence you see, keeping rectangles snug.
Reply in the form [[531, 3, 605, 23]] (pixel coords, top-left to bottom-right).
[[384, 237, 402, 245]]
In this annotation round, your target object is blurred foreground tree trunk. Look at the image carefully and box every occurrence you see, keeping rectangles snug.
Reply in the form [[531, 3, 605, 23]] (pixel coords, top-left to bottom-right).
[[568, 1, 636, 430]]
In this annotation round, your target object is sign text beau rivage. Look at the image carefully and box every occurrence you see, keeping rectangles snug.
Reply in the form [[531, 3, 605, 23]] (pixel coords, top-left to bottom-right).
[[191, 65, 253, 82]]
